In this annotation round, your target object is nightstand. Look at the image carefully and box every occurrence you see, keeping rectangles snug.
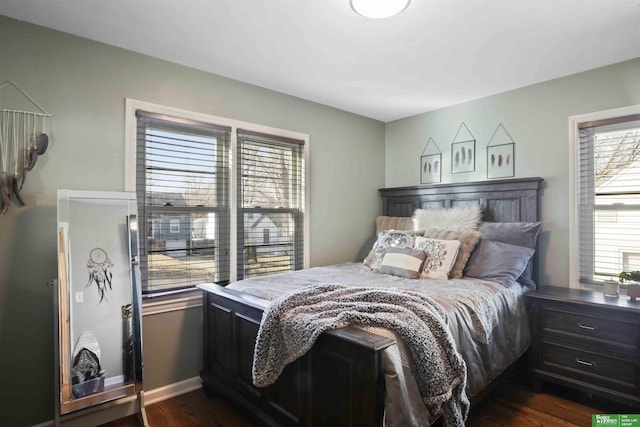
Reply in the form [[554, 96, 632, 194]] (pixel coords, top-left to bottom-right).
[[526, 286, 640, 407]]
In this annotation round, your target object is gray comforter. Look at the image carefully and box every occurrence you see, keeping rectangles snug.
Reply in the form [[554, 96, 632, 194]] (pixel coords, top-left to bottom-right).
[[253, 283, 469, 426], [228, 262, 530, 426]]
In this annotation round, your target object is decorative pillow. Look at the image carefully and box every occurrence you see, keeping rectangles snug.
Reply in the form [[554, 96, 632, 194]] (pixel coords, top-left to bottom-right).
[[464, 239, 535, 287], [362, 217, 414, 267], [365, 230, 422, 270], [412, 206, 481, 232], [377, 247, 427, 279], [376, 216, 414, 233], [422, 228, 481, 279], [477, 222, 541, 288], [414, 237, 460, 279]]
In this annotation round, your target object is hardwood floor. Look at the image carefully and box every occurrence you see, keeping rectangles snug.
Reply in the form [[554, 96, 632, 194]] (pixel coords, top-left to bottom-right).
[[466, 380, 623, 427], [100, 379, 633, 427], [100, 389, 255, 427]]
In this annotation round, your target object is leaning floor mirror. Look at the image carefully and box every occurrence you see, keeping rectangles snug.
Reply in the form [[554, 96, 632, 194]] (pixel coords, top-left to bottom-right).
[[55, 190, 146, 425]]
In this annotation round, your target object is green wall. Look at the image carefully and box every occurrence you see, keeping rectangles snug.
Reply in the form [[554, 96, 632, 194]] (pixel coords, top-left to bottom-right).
[[385, 57, 640, 287], [0, 16, 384, 426], [2, 11, 638, 427]]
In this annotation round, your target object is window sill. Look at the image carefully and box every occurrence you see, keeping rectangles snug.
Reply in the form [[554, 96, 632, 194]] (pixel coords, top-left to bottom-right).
[[142, 288, 203, 316]]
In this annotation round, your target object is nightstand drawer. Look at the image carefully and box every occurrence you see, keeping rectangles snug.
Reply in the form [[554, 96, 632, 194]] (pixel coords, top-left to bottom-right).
[[542, 341, 640, 395], [541, 305, 640, 350]]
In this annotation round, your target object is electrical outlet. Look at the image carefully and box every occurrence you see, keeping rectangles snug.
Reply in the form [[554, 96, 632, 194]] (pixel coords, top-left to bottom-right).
[[75, 291, 84, 303]]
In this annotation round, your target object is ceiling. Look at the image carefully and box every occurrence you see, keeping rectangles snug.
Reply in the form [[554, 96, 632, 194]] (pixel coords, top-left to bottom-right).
[[1, 0, 639, 122]]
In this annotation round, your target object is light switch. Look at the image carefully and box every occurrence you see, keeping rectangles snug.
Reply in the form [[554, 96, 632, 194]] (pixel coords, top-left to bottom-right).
[[75, 291, 84, 303]]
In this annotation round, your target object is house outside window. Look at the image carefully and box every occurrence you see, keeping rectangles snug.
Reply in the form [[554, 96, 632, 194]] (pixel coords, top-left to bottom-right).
[[571, 106, 640, 287]]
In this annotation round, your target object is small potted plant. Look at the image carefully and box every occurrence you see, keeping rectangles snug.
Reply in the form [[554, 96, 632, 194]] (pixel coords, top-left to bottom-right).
[[618, 270, 640, 301], [619, 270, 640, 283]]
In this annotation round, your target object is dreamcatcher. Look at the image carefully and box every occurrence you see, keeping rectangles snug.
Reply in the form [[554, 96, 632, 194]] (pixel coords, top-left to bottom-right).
[[86, 247, 114, 304]]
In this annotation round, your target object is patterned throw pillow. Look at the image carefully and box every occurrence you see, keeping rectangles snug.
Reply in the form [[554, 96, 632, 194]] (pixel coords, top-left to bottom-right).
[[377, 247, 427, 279], [362, 217, 414, 266], [366, 230, 422, 271], [422, 228, 481, 279], [415, 237, 461, 279]]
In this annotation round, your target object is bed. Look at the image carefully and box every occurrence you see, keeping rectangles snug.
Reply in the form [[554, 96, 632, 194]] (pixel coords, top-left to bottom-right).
[[199, 177, 543, 426]]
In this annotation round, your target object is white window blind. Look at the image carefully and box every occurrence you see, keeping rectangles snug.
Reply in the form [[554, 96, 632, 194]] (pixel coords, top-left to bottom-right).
[[578, 114, 640, 284], [136, 111, 231, 294], [237, 129, 305, 280]]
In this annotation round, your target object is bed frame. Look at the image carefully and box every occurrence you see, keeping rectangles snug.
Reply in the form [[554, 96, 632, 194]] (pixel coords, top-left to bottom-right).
[[199, 177, 543, 426]]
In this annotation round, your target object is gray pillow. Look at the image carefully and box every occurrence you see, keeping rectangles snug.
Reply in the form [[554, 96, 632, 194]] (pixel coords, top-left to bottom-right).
[[464, 240, 535, 287], [357, 235, 378, 262], [477, 222, 541, 288]]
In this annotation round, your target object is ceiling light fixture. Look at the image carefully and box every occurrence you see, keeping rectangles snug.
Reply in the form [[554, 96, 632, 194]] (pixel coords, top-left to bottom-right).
[[350, 0, 411, 19]]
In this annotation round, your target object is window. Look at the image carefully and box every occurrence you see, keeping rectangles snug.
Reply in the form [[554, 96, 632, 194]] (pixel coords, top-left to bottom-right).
[[127, 100, 309, 297], [237, 130, 305, 280], [136, 111, 231, 294], [575, 111, 640, 286]]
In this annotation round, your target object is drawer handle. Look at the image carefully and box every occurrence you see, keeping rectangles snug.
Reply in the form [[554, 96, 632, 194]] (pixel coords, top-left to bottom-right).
[[576, 358, 595, 367], [578, 323, 597, 331]]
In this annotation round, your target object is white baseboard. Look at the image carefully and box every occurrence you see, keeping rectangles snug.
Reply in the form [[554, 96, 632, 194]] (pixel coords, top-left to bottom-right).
[[143, 376, 202, 405], [32, 376, 202, 426], [104, 375, 125, 388]]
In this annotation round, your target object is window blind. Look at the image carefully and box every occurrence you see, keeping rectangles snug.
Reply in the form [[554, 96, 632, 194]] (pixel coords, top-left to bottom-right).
[[237, 129, 305, 280], [136, 111, 231, 294], [578, 114, 640, 284]]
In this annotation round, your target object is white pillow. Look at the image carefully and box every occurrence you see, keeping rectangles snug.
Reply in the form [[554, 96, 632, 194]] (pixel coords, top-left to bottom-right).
[[414, 237, 461, 280], [412, 206, 481, 232]]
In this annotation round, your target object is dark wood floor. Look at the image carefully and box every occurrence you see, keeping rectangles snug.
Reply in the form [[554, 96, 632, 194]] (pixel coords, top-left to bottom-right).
[[100, 379, 633, 427]]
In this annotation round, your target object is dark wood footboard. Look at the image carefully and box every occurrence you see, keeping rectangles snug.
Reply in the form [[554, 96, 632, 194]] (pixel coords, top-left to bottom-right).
[[199, 284, 396, 426]]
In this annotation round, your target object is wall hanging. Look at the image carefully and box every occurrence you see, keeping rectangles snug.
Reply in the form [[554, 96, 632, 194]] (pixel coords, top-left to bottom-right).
[[486, 123, 515, 179], [420, 137, 442, 184], [87, 247, 115, 304], [451, 122, 475, 174], [0, 81, 52, 215]]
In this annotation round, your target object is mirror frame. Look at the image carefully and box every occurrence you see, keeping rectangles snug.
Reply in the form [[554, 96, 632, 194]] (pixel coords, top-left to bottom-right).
[[55, 190, 143, 415]]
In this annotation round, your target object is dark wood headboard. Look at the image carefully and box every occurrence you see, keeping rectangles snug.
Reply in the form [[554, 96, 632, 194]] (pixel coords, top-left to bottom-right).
[[379, 177, 543, 223]]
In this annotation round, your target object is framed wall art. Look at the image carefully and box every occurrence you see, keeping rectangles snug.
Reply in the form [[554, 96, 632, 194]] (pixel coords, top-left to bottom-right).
[[451, 140, 475, 174], [487, 143, 515, 178], [420, 137, 442, 184], [486, 123, 515, 179], [451, 122, 475, 174], [421, 153, 442, 184]]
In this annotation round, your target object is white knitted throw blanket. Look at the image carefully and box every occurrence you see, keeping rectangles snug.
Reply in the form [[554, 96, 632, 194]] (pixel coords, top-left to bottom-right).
[[252, 283, 469, 426]]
